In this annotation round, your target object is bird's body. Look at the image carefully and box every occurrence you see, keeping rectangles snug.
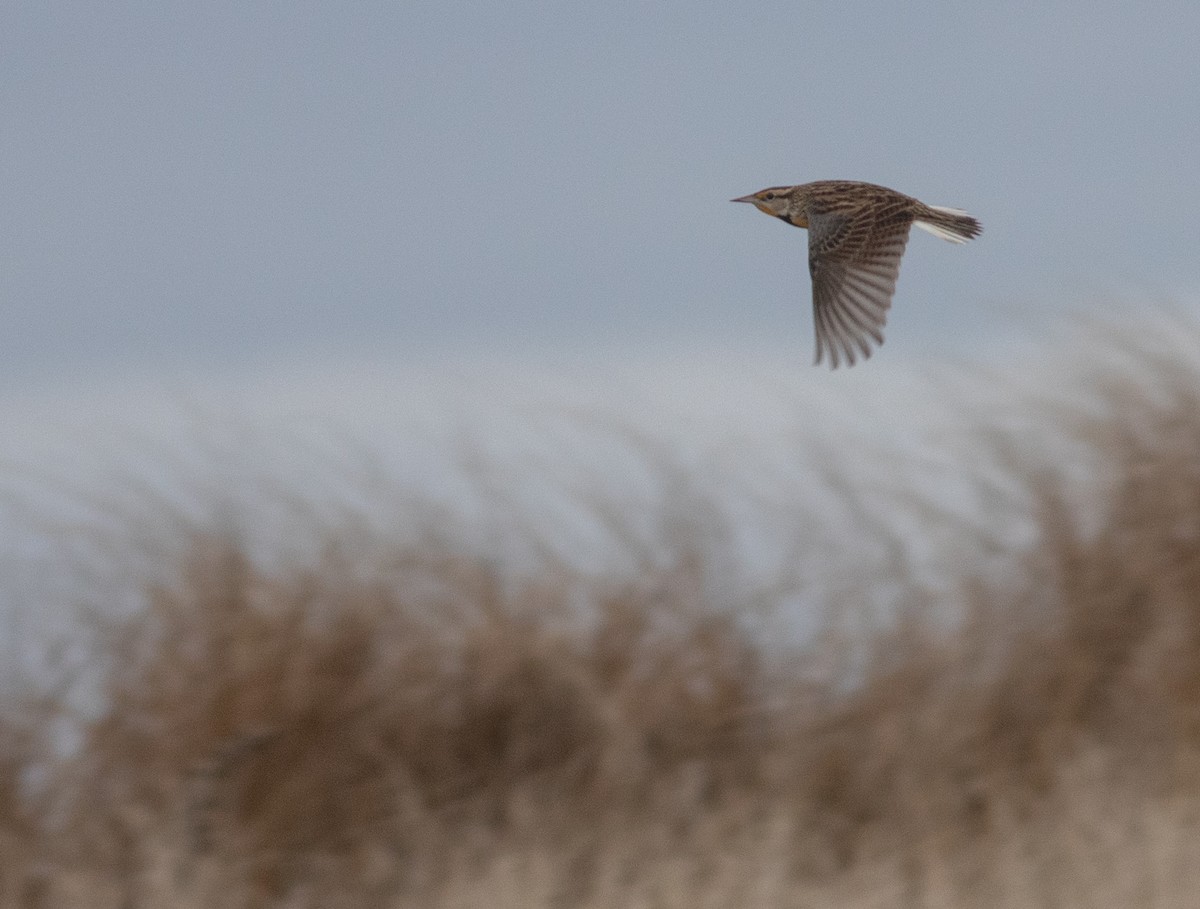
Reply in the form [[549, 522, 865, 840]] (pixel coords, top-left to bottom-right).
[[732, 180, 981, 368]]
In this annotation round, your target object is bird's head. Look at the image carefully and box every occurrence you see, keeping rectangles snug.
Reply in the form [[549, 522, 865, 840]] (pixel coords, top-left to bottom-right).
[[731, 186, 796, 221]]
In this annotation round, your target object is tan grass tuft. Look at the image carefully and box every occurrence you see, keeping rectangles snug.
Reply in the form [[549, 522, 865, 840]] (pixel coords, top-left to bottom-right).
[[6, 314, 1200, 905]]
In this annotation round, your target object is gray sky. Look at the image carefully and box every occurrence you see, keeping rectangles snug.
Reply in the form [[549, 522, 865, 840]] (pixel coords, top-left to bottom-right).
[[4, 1, 1199, 392]]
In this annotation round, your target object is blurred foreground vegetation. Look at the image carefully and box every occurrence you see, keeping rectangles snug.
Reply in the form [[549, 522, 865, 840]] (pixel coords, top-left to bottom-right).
[[5, 320, 1200, 907]]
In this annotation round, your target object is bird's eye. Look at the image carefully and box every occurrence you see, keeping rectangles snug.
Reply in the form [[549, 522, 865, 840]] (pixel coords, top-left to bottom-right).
[[763, 193, 776, 200]]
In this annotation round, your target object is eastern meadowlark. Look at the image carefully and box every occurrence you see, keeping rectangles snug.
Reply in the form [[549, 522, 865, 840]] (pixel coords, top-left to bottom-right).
[[732, 181, 981, 368]]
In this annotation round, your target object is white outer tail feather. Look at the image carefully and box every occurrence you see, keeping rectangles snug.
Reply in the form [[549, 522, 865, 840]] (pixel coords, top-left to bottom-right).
[[914, 206, 977, 244]]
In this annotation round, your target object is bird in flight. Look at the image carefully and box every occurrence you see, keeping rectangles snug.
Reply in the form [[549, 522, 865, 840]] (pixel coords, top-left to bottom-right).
[[732, 181, 981, 368]]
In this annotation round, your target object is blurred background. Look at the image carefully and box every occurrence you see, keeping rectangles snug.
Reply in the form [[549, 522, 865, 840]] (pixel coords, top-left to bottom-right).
[[3, 0, 1198, 396], [4, 3, 1200, 906]]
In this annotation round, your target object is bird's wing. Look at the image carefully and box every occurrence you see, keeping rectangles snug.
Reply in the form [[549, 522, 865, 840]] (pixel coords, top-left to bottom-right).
[[806, 211, 911, 368]]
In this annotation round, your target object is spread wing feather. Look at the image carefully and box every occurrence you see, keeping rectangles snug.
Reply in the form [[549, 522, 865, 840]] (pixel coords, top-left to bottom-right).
[[807, 212, 911, 368]]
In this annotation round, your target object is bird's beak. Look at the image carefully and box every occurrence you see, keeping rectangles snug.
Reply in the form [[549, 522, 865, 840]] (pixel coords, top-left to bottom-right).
[[730, 195, 758, 204]]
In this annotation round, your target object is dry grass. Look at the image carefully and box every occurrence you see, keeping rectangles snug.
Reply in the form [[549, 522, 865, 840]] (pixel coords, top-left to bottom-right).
[[5, 318, 1200, 906]]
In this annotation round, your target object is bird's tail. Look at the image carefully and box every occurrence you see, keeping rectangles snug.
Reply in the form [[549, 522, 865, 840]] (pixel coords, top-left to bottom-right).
[[913, 205, 982, 244]]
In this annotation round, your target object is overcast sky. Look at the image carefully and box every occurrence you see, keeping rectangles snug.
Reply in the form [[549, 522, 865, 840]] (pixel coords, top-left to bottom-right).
[[3, 1, 1199, 393]]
